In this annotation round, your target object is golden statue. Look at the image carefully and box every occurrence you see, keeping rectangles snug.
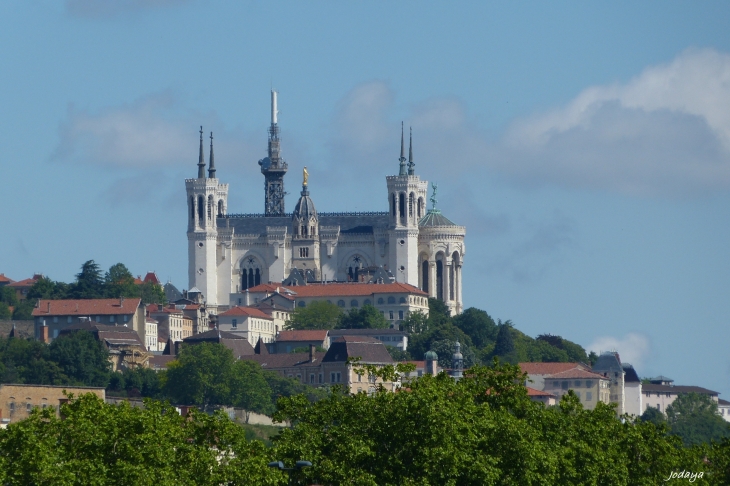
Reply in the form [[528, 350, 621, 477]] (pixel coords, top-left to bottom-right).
[[303, 166, 309, 186]]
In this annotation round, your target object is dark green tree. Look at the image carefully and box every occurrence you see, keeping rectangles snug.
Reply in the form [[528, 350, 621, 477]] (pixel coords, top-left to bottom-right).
[[10, 301, 34, 320], [287, 301, 341, 330], [492, 321, 516, 362], [0, 287, 19, 307], [48, 331, 111, 387], [104, 263, 138, 299], [430, 338, 477, 368], [336, 304, 389, 329], [70, 260, 105, 299], [640, 405, 666, 427], [0, 303, 10, 320], [453, 307, 498, 348], [27, 277, 70, 300], [139, 281, 166, 304], [666, 392, 730, 446]]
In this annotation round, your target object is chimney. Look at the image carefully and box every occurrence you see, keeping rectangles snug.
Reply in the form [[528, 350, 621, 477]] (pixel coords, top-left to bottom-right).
[[309, 344, 316, 363], [120, 296, 124, 307], [47, 301, 51, 314], [40, 321, 49, 344]]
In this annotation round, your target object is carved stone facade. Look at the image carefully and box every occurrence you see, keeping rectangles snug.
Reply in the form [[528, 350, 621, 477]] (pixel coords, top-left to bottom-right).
[[187, 94, 466, 315]]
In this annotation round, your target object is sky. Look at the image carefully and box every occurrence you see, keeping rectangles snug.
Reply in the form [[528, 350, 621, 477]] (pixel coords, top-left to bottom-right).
[[1, 1, 729, 398]]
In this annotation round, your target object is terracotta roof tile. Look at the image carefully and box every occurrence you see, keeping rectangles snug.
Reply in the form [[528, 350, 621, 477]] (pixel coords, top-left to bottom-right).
[[7, 275, 41, 288], [276, 330, 329, 342], [0, 274, 14, 284], [32, 298, 141, 317], [143, 272, 161, 284], [545, 369, 609, 380], [519, 362, 589, 375], [219, 306, 273, 319], [527, 386, 556, 397]]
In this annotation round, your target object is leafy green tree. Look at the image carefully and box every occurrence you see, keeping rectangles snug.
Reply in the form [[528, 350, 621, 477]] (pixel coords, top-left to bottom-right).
[[0, 393, 283, 486], [273, 362, 694, 485], [666, 392, 730, 446], [264, 370, 330, 406], [48, 331, 111, 387], [640, 405, 666, 427], [70, 260, 105, 299], [401, 309, 428, 334], [336, 304, 389, 329], [386, 346, 412, 361], [164, 343, 274, 414], [11, 300, 34, 320], [27, 277, 70, 300], [492, 321, 516, 362], [0, 303, 10, 320], [535, 334, 588, 363], [139, 281, 166, 304], [0, 336, 67, 385], [453, 307, 498, 348], [0, 287, 19, 307], [104, 263, 138, 299], [287, 300, 341, 330], [430, 338, 477, 369]]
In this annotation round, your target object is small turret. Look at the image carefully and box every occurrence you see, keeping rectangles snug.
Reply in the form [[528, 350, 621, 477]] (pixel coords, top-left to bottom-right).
[[452, 340, 463, 380], [197, 126, 205, 179], [398, 122, 407, 176], [208, 132, 216, 179]]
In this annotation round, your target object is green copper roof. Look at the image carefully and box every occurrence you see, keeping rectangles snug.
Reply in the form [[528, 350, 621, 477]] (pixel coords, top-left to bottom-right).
[[419, 209, 458, 227]]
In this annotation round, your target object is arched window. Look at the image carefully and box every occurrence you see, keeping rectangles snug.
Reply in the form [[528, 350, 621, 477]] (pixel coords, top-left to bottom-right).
[[190, 196, 195, 220], [387, 296, 395, 304], [377, 297, 384, 305], [337, 300, 346, 308], [218, 200, 224, 217], [421, 259, 429, 293], [197, 195, 205, 227], [418, 197, 424, 219], [350, 300, 359, 307], [364, 299, 371, 306], [436, 259, 444, 301], [241, 256, 262, 290], [399, 193, 406, 220], [399, 297, 406, 304], [207, 195, 213, 221], [298, 301, 306, 308], [391, 193, 396, 216]]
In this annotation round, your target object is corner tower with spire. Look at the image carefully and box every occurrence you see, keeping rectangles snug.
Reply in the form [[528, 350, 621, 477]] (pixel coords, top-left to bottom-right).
[[185, 126, 229, 313], [259, 90, 288, 216], [386, 123, 428, 285]]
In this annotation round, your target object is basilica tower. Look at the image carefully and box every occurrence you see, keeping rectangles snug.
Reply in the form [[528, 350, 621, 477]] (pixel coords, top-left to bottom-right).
[[258, 90, 288, 216], [386, 124, 428, 285], [186, 128, 228, 312]]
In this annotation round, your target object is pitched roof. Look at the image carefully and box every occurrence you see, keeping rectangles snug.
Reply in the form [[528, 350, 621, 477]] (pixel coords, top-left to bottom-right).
[[519, 362, 589, 375], [622, 363, 641, 383], [323, 336, 393, 363], [149, 355, 176, 370], [143, 272, 161, 284], [527, 386, 556, 397], [243, 351, 326, 369], [545, 369, 609, 380], [59, 322, 144, 347], [182, 329, 255, 358], [276, 330, 329, 342], [249, 282, 427, 298], [718, 399, 730, 406], [7, 275, 41, 288], [0, 274, 14, 284], [642, 384, 719, 395], [32, 298, 141, 317], [418, 209, 460, 227], [219, 306, 272, 319]]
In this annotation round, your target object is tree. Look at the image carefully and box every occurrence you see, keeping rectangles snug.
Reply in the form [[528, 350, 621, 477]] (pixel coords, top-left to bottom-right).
[[27, 277, 69, 300], [287, 301, 341, 330], [0, 287, 18, 307], [666, 392, 730, 446], [70, 260, 104, 299], [640, 405, 666, 427], [336, 304, 389, 329], [164, 343, 273, 414], [453, 307, 498, 348], [401, 310, 428, 334], [104, 263, 138, 299], [139, 281, 166, 304], [0, 303, 10, 320], [10, 301, 34, 320], [272, 362, 694, 485], [48, 330, 111, 387], [430, 338, 477, 369], [0, 393, 283, 485], [492, 321, 516, 362]]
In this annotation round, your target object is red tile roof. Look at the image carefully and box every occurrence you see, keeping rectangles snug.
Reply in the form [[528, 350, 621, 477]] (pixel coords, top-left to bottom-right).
[[143, 272, 161, 284], [527, 387, 556, 397], [32, 298, 141, 317], [519, 362, 589, 375], [545, 369, 608, 380], [8, 275, 41, 288], [0, 274, 14, 284], [246, 284, 281, 293], [219, 306, 273, 319], [276, 330, 329, 342]]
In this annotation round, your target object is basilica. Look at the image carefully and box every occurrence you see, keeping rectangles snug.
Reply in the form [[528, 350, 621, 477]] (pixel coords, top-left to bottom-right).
[[186, 91, 466, 315]]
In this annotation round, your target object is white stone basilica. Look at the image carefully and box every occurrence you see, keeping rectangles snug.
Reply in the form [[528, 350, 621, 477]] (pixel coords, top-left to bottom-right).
[[186, 92, 466, 315]]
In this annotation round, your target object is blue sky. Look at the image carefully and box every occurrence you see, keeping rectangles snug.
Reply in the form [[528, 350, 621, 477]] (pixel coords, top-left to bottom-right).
[[1, 1, 729, 397]]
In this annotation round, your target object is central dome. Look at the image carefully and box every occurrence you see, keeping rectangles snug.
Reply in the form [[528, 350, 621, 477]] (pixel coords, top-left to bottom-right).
[[293, 185, 317, 221]]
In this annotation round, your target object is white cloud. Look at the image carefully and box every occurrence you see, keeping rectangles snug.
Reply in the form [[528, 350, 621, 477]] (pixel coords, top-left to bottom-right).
[[500, 48, 730, 196], [66, 0, 189, 18], [587, 333, 651, 370]]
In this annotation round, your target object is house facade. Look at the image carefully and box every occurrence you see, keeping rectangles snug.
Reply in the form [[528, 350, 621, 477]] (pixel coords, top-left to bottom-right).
[[217, 306, 276, 346]]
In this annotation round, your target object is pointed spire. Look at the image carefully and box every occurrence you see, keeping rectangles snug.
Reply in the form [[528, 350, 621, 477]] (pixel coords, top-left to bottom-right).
[[208, 132, 216, 179], [197, 126, 206, 179], [408, 126, 415, 175], [398, 122, 407, 176]]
